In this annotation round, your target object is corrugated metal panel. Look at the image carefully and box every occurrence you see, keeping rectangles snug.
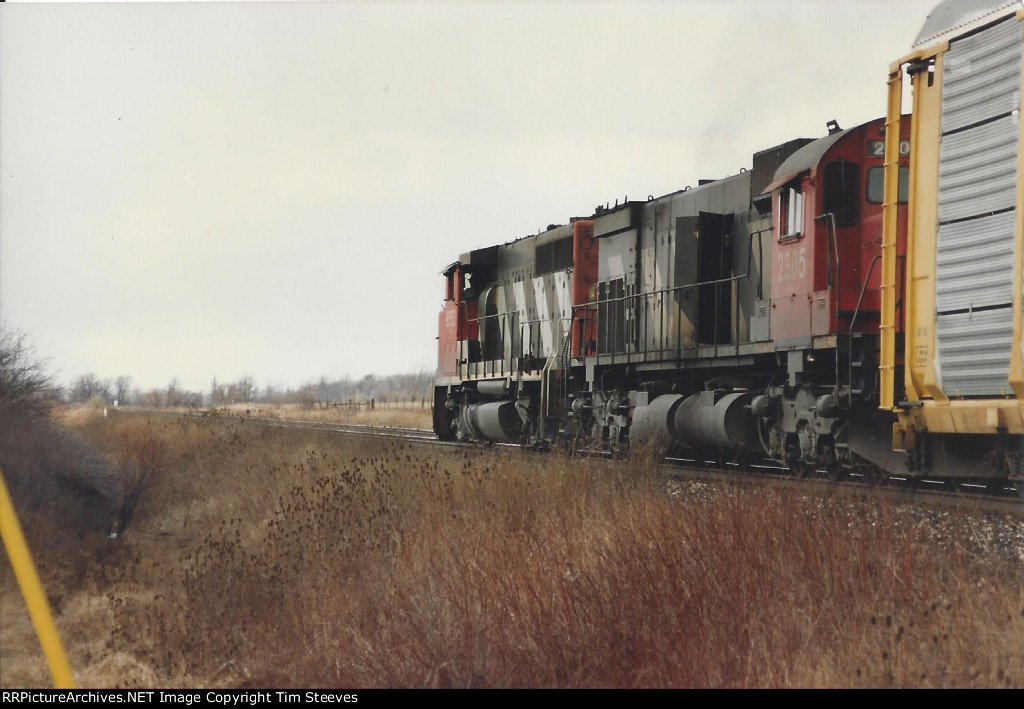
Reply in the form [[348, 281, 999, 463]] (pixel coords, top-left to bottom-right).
[[935, 211, 1017, 311], [940, 17, 1023, 132], [937, 114, 1020, 222], [914, 0, 1020, 48], [933, 15, 1022, 397], [936, 309, 1015, 396]]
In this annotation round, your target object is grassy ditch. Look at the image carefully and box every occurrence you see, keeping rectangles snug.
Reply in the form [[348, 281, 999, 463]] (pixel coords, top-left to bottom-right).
[[1, 410, 1021, 688]]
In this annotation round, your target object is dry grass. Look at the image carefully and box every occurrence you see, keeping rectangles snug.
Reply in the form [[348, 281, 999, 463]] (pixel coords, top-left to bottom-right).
[[270, 401, 431, 430], [1, 412, 1022, 688], [148, 402, 433, 431]]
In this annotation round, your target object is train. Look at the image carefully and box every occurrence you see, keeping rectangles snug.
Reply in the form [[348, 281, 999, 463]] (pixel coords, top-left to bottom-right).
[[431, 0, 1024, 492]]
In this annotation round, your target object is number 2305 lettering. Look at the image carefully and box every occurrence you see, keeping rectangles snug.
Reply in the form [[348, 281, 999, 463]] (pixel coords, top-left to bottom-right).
[[776, 247, 806, 282]]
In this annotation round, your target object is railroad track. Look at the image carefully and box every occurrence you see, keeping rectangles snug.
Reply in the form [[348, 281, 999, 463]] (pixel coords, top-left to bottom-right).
[[251, 416, 439, 442], [117, 407, 1022, 514], [659, 454, 1023, 515]]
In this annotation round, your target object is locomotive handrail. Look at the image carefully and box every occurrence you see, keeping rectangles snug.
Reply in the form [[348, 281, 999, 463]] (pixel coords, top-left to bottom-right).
[[846, 254, 883, 407], [456, 301, 512, 378], [816, 211, 843, 397], [815, 212, 841, 291], [849, 255, 882, 337], [460, 222, 765, 364], [752, 226, 771, 300], [518, 316, 574, 360], [493, 224, 763, 365], [574, 268, 750, 307], [467, 309, 518, 324], [570, 226, 760, 357], [460, 306, 580, 377]]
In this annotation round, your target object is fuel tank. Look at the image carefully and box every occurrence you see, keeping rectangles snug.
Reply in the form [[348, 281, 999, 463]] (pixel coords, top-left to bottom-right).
[[459, 400, 522, 442], [631, 391, 755, 452]]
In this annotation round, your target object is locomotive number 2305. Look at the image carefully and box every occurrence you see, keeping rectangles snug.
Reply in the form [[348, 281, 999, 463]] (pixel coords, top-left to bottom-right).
[[776, 247, 807, 282]]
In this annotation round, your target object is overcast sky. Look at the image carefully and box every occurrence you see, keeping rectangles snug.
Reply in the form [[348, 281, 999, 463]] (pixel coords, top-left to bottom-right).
[[1, 0, 936, 394]]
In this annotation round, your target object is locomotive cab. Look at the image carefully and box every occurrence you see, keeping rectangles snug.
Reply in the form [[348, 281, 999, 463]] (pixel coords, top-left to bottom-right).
[[764, 117, 910, 367], [751, 117, 913, 476], [437, 248, 498, 377]]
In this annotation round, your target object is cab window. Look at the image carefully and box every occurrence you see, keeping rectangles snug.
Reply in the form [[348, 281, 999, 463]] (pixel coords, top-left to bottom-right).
[[866, 166, 909, 204], [779, 185, 804, 241], [822, 160, 860, 226]]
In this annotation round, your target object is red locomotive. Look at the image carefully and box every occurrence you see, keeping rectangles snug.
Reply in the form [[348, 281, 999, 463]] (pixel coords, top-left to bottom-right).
[[433, 0, 1024, 492]]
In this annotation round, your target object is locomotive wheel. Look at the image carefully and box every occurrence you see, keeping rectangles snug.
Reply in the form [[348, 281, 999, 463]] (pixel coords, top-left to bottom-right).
[[849, 460, 884, 485], [790, 459, 813, 479], [818, 443, 844, 482], [824, 461, 845, 482], [983, 477, 1008, 496], [865, 465, 888, 486]]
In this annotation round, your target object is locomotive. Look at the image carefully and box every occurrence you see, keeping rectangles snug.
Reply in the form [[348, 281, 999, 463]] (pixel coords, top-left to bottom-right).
[[432, 0, 1024, 491]]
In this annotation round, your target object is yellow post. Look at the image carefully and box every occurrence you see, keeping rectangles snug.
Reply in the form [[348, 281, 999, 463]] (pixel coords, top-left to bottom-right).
[[0, 467, 76, 688], [879, 63, 903, 411]]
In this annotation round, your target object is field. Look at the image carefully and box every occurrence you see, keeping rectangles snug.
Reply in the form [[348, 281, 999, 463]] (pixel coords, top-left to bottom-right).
[[1, 409, 1022, 688], [147, 401, 433, 432]]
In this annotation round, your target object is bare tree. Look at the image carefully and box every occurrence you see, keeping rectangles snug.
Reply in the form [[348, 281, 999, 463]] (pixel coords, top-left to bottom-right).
[[139, 389, 163, 407], [114, 376, 133, 406], [113, 428, 166, 538], [0, 327, 55, 417], [237, 375, 256, 403], [1, 328, 121, 537], [316, 375, 331, 404], [166, 377, 181, 407], [72, 373, 111, 403], [210, 377, 224, 406]]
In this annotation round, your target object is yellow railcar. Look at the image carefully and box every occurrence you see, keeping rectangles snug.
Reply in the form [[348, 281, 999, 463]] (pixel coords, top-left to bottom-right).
[[883, 0, 1024, 479]]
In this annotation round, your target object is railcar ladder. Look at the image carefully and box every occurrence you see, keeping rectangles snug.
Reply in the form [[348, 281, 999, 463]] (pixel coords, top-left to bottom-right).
[[879, 65, 903, 411]]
